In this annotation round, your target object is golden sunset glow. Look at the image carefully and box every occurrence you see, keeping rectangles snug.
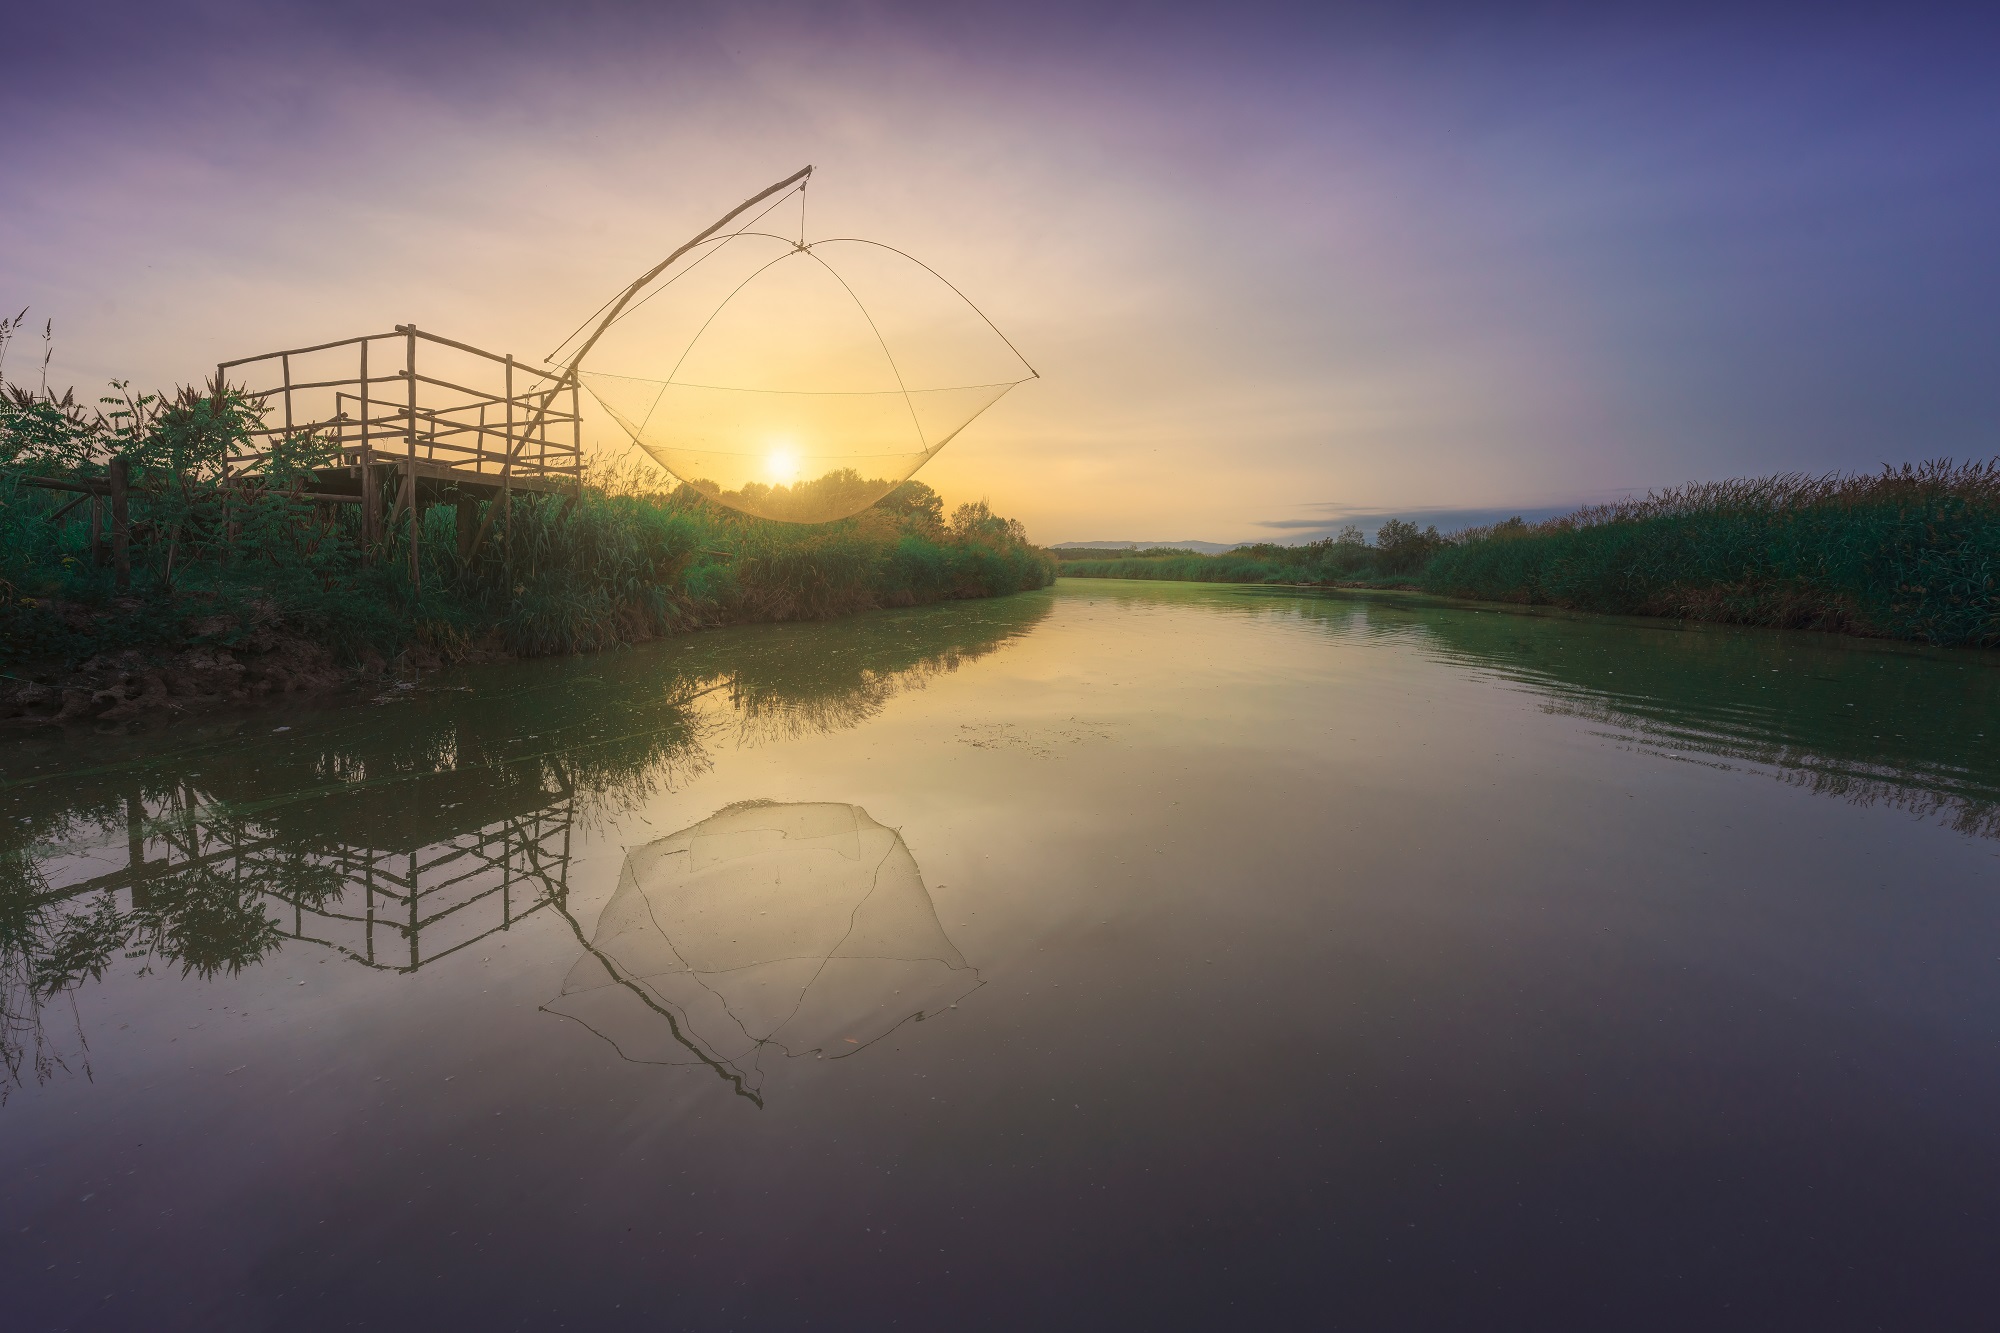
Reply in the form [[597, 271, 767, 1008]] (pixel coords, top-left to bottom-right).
[[764, 443, 801, 484]]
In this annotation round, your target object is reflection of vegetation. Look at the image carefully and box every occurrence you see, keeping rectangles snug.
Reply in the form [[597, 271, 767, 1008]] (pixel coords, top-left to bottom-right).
[[1409, 605, 2000, 837], [2, 814, 302, 1100], [1192, 584, 2000, 838], [0, 589, 1054, 1097], [1067, 581, 2000, 837]]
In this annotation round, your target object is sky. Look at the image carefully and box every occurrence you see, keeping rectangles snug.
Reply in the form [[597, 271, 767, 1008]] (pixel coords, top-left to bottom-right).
[[4, 1, 1997, 544]]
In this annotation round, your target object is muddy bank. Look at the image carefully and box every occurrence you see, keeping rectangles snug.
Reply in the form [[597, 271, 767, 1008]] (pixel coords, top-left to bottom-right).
[[1, 629, 386, 727]]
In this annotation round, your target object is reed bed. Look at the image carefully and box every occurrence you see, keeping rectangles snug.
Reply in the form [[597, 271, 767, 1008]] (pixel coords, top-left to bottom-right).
[[1062, 463, 2000, 648], [1424, 461, 2000, 646]]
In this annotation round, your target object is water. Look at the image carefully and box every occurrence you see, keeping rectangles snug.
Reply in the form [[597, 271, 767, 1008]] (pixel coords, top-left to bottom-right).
[[5, 580, 1998, 1330]]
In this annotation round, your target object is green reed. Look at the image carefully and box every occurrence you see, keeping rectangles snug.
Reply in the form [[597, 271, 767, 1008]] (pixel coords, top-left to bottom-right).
[[1422, 462, 2000, 647]]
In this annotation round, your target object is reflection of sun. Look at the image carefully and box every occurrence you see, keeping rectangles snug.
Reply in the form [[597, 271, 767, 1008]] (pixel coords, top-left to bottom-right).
[[764, 443, 801, 484]]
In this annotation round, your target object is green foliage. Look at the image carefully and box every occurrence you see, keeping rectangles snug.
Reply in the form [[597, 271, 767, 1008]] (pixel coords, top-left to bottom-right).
[[1420, 462, 2000, 646], [0, 346, 1053, 668], [1060, 528, 1419, 586], [877, 479, 945, 532], [1063, 464, 2000, 647], [1371, 518, 1447, 573]]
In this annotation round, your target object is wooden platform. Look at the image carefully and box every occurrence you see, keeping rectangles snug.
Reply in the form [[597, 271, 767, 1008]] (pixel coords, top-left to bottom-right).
[[307, 455, 572, 504]]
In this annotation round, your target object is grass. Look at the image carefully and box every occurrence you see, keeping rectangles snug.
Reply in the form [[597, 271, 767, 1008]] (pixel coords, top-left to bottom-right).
[[0, 356, 1055, 671], [1421, 462, 2000, 647]]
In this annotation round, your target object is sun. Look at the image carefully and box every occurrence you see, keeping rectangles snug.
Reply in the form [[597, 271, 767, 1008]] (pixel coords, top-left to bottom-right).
[[764, 442, 801, 485]]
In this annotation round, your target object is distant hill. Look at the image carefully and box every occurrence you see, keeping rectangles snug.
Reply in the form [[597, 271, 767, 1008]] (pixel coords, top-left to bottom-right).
[[1049, 539, 1243, 554]]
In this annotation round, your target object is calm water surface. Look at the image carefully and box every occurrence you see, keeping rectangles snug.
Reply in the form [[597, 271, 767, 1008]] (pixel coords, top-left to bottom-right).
[[5, 580, 1999, 1330]]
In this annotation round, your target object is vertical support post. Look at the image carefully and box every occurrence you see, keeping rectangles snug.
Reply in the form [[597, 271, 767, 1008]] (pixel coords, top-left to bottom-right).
[[109, 456, 131, 593], [503, 355, 515, 556], [502, 822, 513, 927], [406, 329, 420, 594], [89, 494, 104, 567], [216, 362, 230, 487], [408, 850, 420, 971], [571, 379, 583, 499], [359, 337, 378, 560], [125, 787, 152, 909], [216, 362, 235, 553], [280, 352, 294, 439]]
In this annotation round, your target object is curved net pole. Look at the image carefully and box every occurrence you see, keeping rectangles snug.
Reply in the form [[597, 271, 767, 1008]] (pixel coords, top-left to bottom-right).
[[467, 166, 814, 555]]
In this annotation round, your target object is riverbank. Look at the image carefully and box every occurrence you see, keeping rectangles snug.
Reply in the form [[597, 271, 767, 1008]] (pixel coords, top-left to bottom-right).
[[1, 469, 1055, 726], [1060, 462, 2000, 648]]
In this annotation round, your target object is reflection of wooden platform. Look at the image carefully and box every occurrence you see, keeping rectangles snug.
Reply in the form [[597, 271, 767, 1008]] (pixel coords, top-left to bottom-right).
[[38, 774, 576, 975]]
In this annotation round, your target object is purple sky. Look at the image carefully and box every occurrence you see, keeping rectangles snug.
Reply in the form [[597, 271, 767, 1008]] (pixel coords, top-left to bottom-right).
[[5, 1, 1996, 542]]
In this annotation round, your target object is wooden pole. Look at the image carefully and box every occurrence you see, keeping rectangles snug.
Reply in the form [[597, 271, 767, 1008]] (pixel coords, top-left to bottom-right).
[[216, 362, 230, 487], [571, 379, 583, 500], [406, 329, 419, 594], [109, 456, 131, 593], [503, 355, 514, 556], [461, 167, 812, 559], [90, 494, 104, 567], [360, 338, 378, 559], [216, 361, 234, 556]]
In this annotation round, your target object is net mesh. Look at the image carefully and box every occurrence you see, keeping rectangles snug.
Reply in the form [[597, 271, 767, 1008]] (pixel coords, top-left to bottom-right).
[[577, 231, 1033, 524], [546, 801, 978, 1096]]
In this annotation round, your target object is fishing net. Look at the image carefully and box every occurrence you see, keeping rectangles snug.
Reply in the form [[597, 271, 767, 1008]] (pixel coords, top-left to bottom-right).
[[546, 801, 978, 1097], [572, 222, 1035, 524]]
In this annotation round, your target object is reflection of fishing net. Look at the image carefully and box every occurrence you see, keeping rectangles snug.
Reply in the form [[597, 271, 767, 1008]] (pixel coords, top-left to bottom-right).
[[573, 227, 1035, 524], [547, 801, 977, 1099]]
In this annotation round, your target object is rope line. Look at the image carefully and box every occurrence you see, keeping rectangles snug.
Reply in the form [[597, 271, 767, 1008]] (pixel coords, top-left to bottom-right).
[[580, 373, 1028, 397]]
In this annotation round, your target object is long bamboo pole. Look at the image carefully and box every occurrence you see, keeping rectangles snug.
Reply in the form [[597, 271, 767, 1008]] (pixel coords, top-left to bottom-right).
[[463, 165, 812, 559]]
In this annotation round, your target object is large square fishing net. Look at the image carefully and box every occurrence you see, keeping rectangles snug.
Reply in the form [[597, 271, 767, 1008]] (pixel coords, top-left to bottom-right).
[[560, 187, 1035, 524]]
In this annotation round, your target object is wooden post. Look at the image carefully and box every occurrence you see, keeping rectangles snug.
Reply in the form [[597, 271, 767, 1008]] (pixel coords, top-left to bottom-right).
[[571, 379, 583, 500], [409, 851, 421, 971], [406, 329, 419, 594], [460, 353, 526, 564], [90, 494, 104, 567], [360, 338, 378, 559], [109, 456, 131, 593], [216, 361, 230, 488], [504, 357, 514, 553]]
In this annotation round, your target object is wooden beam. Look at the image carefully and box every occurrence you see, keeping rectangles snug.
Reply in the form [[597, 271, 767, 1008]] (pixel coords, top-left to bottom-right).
[[217, 329, 392, 370], [407, 328, 420, 593]]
